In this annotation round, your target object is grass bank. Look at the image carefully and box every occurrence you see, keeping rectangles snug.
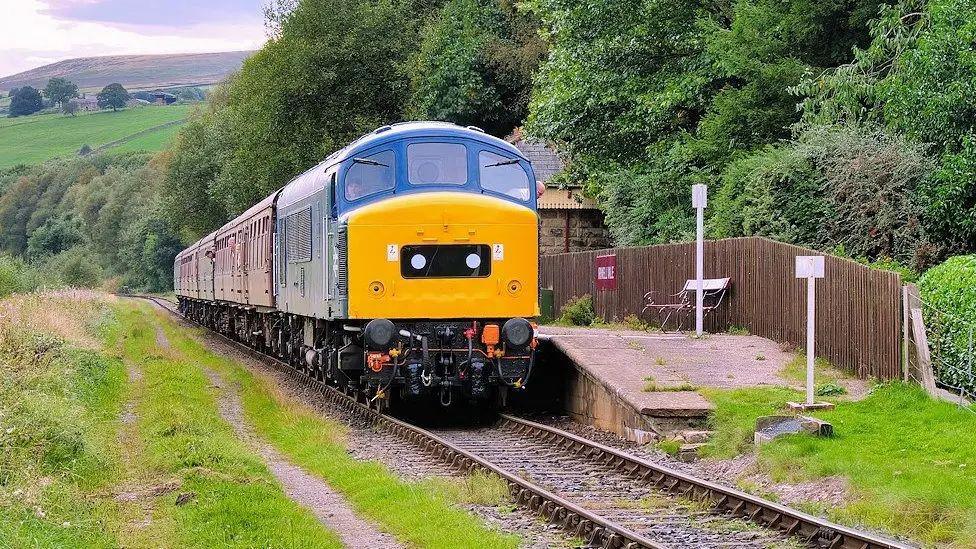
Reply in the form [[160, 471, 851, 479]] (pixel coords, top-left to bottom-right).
[[148, 304, 522, 549], [0, 291, 125, 547], [0, 291, 345, 548], [703, 380, 976, 547]]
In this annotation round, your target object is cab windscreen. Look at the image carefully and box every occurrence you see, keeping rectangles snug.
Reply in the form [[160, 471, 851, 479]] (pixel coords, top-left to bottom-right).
[[401, 244, 491, 278]]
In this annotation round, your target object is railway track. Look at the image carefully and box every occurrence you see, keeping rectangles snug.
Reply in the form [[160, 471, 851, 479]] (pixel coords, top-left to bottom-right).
[[139, 295, 913, 549]]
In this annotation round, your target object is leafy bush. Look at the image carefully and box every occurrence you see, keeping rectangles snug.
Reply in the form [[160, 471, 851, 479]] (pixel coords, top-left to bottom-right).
[[712, 125, 936, 270], [558, 294, 596, 326], [0, 255, 43, 297], [797, 0, 976, 262], [918, 255, 976, 394]]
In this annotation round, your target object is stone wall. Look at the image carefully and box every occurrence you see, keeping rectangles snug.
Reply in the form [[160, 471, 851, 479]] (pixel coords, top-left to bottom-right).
[[539, 209, 611, 255]]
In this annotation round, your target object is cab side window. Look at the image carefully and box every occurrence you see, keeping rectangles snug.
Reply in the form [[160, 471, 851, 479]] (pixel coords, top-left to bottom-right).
[[479, 150, 530, 201], [345, 150, 395, 201]]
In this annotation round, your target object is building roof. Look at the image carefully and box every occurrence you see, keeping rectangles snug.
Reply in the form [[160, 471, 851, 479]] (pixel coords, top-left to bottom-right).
[[507, 127, 600, 210], [537, 187, 600, 210], [507, 127, 564, 184]]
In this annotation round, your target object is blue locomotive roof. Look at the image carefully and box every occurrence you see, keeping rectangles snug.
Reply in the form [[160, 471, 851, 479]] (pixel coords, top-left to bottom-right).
[[328, 122, 527, 165], [278, 121, 538, 214]]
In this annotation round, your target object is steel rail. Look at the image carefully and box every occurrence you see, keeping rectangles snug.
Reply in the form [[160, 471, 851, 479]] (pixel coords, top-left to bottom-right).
[[495, 415, 913, 549], [137, 295, 914, 549]]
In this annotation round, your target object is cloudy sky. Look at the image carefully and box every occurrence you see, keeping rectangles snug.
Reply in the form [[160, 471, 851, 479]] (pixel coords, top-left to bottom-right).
[[0, 0, 268, 77]]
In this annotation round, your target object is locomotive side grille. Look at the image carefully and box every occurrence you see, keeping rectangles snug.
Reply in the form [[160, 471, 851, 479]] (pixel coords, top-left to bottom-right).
[[337, 225, 348, 297], [285, 208, 312, 263]]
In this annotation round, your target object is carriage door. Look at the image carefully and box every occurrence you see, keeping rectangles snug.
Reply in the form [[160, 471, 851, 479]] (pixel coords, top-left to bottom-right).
[[242, 223, 251, 303]]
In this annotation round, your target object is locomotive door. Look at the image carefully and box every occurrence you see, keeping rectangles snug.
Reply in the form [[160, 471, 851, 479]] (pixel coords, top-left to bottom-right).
[[323, 170, 338, 309]]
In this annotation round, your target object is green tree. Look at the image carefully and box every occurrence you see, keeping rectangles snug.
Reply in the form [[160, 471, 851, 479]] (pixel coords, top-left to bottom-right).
[[97, 83, 130, 111], [408, 0, 544, 137], [524, 0, 881, 245], [794, 0, 976, 261], [163, 0, 428, 230], [43, 77, 79, 109], [8, 86, 43, 117], [26, 215, 83, 259], [62, 100, 79, 116]]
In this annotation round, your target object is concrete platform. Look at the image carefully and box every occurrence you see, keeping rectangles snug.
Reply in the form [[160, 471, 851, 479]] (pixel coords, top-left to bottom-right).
[[539, 326, 794, 441]]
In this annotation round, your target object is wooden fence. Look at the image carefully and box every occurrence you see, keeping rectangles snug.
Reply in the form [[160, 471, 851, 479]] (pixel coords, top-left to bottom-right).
[[540, 237, 904, 380]]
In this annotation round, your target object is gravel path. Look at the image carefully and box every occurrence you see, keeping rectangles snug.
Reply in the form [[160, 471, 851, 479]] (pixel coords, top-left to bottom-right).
[[202, 366, 404, 549], [185, 325, 576, 549]]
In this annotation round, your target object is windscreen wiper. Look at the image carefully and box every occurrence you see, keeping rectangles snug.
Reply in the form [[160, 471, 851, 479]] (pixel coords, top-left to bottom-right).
[[483, 159, 520, 168], [353, 157, 389, 167]]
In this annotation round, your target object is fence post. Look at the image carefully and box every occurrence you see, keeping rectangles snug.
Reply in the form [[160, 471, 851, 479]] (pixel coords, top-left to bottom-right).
[[902, 285, 910, 382]]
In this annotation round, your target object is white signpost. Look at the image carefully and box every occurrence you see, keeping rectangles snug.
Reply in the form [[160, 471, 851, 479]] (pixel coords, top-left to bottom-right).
[[794, 255, 831, 409], [692, 184, 707, 337]]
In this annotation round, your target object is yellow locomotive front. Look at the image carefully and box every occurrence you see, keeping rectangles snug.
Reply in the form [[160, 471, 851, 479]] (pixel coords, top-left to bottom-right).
[[337, 125, 540, 407]]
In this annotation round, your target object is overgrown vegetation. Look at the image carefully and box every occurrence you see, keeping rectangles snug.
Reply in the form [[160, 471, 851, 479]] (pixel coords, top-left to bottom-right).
[[524, 0, 976, 269], [0, 291, 124, 547], [918, 255, 976, 395], [702, 380, 976, 547], [0, 153, 182, 292], [556, 294, 596, 326]]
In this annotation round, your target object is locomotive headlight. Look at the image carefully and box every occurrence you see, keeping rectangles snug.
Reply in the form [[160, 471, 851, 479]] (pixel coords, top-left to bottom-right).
[[410, 254, 427, 270], [465, 253, 481, 269], [501, 318, 533, 347], [364, 318, 396, 351]]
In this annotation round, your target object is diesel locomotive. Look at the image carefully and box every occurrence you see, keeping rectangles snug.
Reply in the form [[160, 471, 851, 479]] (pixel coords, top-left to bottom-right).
[[174, 122, 540, 410]]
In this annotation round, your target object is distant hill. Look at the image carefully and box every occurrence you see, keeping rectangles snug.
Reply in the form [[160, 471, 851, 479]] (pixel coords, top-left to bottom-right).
[[0, 51, 253, 93]]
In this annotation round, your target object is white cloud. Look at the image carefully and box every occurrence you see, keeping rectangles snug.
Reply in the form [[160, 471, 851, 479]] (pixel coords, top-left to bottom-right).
[[0, 0, 265, 77]]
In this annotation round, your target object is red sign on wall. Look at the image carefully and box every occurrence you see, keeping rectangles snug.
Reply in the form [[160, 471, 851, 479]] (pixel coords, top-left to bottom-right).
[[595, 254, 617, 291]]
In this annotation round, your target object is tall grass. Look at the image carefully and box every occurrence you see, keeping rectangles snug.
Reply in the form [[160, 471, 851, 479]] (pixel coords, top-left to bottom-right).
[[0, 291, 125, 547]]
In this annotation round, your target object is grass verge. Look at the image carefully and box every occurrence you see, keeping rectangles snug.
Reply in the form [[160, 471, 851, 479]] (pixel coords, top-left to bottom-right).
[[702, 381, 976, 547], [115, 304, 343, 548], [149, 304, 522, 549], [0, 292, 125, 547]]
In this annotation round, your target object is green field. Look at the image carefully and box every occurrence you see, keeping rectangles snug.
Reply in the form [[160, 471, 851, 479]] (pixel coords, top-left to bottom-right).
[[108, 119, 186, 154], [0, 105, 194, 168]]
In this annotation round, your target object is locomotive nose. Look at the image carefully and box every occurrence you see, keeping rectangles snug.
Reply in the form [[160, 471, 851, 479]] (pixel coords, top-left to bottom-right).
[[345, 192, 538, 320]]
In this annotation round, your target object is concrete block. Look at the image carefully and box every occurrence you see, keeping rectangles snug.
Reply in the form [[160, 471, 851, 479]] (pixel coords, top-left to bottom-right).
[[624, 427, 658, 445], [754, 414, 833, 447], [786, 401, 835, 411], [679, 430, 714, 444], [678, 443, 708, 462]]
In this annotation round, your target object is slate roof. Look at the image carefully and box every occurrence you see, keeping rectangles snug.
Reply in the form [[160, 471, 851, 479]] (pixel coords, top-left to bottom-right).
[[506, 128, 601, 210], [507, 127, 565, 185]]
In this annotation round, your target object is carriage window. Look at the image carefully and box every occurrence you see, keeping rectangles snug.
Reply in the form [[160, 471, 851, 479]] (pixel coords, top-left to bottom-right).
[[345, 150, 395, 201], [408, 143, 467, 185], [479, 151, 530, 201]]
